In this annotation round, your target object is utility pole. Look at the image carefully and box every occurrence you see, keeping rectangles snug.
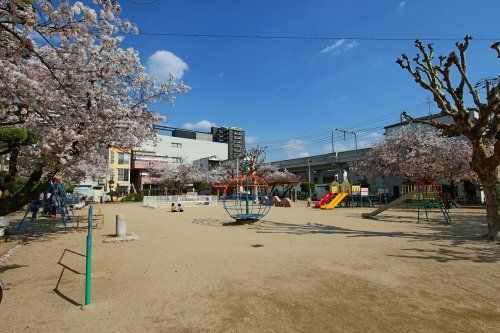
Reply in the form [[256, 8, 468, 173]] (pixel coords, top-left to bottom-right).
[[331, 130, 335, 153], [475, 76, 499, 96], [333, 128, 358, 150]]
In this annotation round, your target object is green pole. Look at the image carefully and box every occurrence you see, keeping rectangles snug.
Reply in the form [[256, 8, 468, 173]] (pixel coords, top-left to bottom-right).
[[245, 160, 249, 216], [85, 205, 93, 305]]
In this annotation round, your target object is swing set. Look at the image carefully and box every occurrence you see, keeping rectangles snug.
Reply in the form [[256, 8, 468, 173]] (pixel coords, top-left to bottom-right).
[[16, 178, 74, 231]]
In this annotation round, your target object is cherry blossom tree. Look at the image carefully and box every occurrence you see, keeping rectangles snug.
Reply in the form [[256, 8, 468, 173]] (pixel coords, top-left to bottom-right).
[[149, 163, 206, 193], [349, 126, 475, 183], [206, 163, 232, 185], [396, 36, 499, 240], [206, 147, 300, 196], [0, 0, 189, 215]]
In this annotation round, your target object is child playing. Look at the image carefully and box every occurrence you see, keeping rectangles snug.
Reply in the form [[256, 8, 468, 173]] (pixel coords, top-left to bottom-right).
[[171, 203, 177, 212], [177, 203, 184, 212]]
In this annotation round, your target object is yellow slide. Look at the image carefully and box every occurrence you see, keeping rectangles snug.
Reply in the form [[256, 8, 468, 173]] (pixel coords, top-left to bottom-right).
[[321, 192, 347, 210]]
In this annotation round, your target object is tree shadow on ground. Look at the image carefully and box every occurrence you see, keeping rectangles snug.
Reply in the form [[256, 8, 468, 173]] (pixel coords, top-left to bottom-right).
[[192, 218, 237, 227], [4, 217, 89, 247], [0, 264, 28, 274], [387, 246, 498, 263], [254, 214, 499, 263]]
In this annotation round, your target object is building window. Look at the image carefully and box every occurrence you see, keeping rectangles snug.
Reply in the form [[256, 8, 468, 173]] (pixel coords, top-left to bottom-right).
[[109, 173, 114, 182], [118, 169, 129, 181], [171, 157, 182, 164], [110, 151, 115, 164], [118, 152, 130, 165], [171, 142, 182, 148]]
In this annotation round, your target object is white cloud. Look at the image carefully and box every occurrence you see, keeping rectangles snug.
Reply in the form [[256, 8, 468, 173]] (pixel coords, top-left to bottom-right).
[[358, 132, 384, 148], [182, 120, 216, 131], [399, 1, 407, 9], [245, 136, 257, 144], [282, 139, 310, 158], [320, 39, 359, 56], [345, 40, 359, 51], [321, 39, 345, 54], [321, 144, 332, 152], [146, 50, 189, 81], [283, 139, 306, 151], [333, 141, 350, 152]]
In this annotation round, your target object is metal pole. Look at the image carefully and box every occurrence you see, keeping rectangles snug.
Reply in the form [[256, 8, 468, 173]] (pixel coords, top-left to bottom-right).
[[236, 158, 239, 195], [244, 160, 249, 216], [331, 130, 334, 153], [308, 158, 312, 200], [334, 128, 357, 150], [84, 205, 93, 305]]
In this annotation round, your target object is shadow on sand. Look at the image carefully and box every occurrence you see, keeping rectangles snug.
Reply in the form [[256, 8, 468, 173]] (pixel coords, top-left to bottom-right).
[[53, 248, 85, 306], [0, 264, 28, 274], [253, 213, 499, 264], [4, 217, 84, 246]]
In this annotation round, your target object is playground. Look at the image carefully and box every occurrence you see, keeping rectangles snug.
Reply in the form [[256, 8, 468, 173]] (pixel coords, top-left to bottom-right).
[[0, 202, 498, 332]]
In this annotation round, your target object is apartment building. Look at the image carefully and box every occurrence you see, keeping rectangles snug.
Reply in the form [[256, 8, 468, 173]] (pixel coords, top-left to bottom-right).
[[211, 126, 245, 159], [107, 147, 132, 194]]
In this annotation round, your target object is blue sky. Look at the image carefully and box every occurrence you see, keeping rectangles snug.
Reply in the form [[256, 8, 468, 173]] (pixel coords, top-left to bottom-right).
[[119, 0, 500, 161]]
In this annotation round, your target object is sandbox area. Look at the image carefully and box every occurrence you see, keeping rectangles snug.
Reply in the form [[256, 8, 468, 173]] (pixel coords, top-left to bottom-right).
[[0, 203, 499, 332]]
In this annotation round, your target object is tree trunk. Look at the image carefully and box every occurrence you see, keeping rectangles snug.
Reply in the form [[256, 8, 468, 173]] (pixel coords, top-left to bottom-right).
[[0, 148, 19, 198], [471, 142, 500, 241], [0, 166, 49, 216], [477, 172, 500, 241]]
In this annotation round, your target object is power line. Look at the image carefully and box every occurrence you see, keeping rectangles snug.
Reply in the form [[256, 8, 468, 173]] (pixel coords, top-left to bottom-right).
[[253, 101, 431, 148], [137, 32, 498, 42], [251, 130, 331, 146], [259, 103, 436, 155]]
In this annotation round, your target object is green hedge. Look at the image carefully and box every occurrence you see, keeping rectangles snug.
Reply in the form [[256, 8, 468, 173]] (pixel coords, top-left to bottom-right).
[[121, 193, 143, 202]]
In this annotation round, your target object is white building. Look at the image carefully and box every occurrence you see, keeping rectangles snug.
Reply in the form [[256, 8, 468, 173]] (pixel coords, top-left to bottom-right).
[[74, 179, 106, 202], [141, 134, 228, 164], [192, 156, 226, 170]]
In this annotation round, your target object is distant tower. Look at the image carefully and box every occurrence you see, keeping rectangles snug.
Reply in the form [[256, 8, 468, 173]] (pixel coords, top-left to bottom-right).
[[211, 126, 245, 159]]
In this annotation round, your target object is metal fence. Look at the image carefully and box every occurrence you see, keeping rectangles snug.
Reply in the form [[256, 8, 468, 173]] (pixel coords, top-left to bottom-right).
[[143, 195, 219, 209]]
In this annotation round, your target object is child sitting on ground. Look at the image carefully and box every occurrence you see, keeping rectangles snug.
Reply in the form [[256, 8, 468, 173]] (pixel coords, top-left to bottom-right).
[[177, 203, 184, 212], [171, 203, 177, 212]]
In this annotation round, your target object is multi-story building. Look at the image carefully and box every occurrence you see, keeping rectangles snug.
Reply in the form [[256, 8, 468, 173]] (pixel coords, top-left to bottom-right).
[[130, 150, 170, 194], [106, 147, 132, 194], [131, 134, 229, 193], [79, 125, 244, 195], [141, 134, 228, 164], [192, 156, 226, 170], [153, 125, 246, 160], [211, 126, 245, 159]]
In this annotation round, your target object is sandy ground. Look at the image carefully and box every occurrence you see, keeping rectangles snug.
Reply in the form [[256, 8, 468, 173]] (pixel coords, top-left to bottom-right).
[[0, 202, 499, 332]]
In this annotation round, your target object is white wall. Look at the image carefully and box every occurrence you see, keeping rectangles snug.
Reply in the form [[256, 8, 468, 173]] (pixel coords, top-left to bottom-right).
[[141, 135, 228, 164]]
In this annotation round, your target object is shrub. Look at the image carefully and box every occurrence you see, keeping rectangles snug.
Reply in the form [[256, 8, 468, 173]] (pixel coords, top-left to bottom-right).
[[121, 193, 143, 202]]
